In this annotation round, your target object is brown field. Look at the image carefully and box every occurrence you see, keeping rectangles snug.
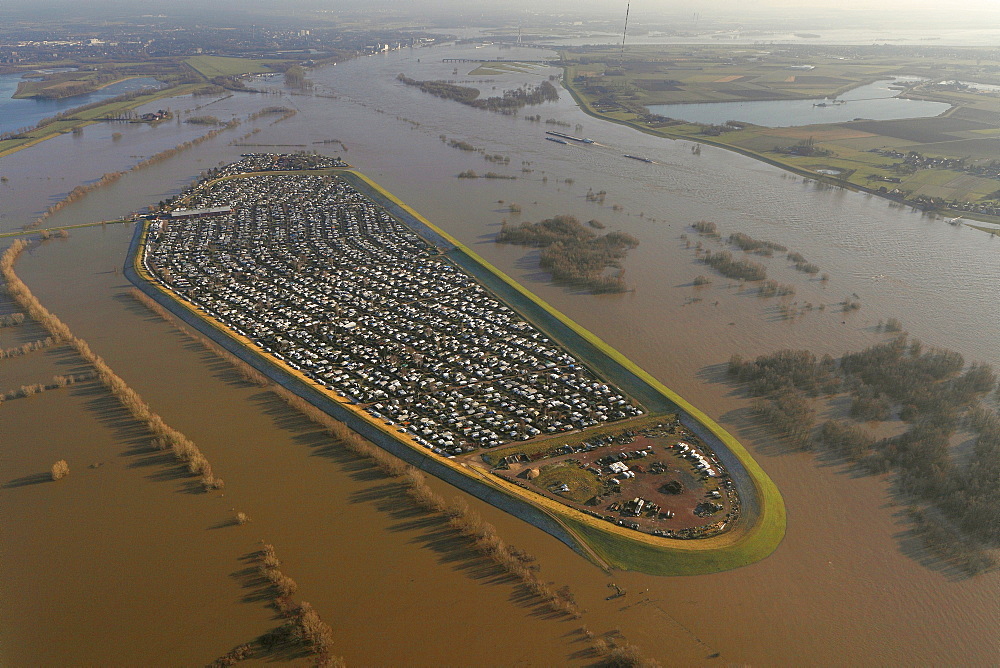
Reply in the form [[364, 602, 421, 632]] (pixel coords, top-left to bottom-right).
[[761, 127, 877, 141], [844, 117, 990, 143], [949, 107, 1000, 124], [913, 137, 1000, 158]]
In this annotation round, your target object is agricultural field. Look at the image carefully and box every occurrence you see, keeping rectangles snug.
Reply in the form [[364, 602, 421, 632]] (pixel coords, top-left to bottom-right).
[[468, 61, 545, 76], [184, 55, 284, 79], [563, 44, 1000, 224], [563, 44, 930, 106]]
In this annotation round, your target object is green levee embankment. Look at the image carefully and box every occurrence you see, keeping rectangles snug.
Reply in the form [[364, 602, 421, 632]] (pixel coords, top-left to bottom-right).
[[130, 169, 786, 575]]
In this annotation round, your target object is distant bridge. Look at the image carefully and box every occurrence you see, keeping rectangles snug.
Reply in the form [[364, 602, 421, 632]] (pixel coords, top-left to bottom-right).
[[442, 58, 554, 64]]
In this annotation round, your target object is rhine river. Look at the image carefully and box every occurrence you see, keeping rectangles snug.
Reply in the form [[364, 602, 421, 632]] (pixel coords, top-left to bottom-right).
[[0, 42, 997, 666]]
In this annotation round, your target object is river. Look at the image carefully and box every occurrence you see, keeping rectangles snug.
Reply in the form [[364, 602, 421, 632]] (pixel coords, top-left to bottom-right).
[[1, 41, 997, 665]]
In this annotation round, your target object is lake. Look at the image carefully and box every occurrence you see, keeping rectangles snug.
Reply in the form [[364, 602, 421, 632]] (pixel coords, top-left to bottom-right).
[[646, 78, 951, 127]]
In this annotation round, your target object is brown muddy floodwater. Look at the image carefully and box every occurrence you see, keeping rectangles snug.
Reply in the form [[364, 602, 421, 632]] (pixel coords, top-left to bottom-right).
[[1, 41, 998, 665]]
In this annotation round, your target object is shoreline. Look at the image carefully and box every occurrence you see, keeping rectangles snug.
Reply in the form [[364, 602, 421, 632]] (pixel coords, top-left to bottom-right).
[[0, 83, 203, 160], [11, 74, 144, 100], [559, 68, 1000, 230], [126, 168, 786, 575]]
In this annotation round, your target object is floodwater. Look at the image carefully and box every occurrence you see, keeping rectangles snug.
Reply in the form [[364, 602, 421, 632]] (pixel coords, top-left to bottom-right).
[[646, 78, 951, 127], [1, 41, 998, 665], [0, 74, 161, 135]]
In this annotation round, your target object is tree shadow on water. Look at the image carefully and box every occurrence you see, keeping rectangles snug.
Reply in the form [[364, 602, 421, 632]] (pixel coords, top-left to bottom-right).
[[888, 496, 996, 582], [215, 551, 314, 664], [69, 380, 204, 494], [3, 472, 52, 488]]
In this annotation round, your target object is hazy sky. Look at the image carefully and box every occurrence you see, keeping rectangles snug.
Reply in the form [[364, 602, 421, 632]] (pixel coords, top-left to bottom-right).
[[1, 0, 997, 10], [1, 0, 998, 26], [758, 0, 996, 9]]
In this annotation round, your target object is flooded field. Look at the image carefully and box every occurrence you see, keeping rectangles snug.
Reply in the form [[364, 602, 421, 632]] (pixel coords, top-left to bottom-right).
[[1, 41, 998, 665], [0, 344, 278, 665]]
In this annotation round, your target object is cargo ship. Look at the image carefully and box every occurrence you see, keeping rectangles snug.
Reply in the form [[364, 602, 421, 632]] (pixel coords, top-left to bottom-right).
[[545, 136, 568, 144], [545, 131, 595, 144], [624, 154, 654, 163]]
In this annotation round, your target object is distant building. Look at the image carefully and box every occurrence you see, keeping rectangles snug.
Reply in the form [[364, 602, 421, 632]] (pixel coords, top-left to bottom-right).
[[169, 206, 232, 219]]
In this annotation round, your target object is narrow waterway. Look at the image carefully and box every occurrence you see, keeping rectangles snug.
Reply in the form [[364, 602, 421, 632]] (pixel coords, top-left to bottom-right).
[[1, 41, 997, 665]]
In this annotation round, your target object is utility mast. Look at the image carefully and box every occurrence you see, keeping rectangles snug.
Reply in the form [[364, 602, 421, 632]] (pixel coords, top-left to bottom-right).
[[619, 3, 630, 67]]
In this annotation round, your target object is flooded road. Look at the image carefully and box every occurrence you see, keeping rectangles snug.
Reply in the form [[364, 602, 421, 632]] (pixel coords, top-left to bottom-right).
[[1, 41, 998, 665]]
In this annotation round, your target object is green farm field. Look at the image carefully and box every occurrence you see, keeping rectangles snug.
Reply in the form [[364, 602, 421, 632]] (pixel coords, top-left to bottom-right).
[[184, 55, 282, 79]]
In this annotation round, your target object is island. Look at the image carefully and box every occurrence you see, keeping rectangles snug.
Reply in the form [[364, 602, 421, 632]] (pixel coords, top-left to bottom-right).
[[128, 154, 785, 575]]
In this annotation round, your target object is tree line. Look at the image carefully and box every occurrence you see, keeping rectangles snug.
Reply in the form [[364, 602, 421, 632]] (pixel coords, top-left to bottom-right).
[[213, 543, 343, 667], [398, 74, 559, 114], [0, 312, 25, 327], [0, 372, 98, 405], [0, 336, 55, 359], [2, 240, 224, 491]]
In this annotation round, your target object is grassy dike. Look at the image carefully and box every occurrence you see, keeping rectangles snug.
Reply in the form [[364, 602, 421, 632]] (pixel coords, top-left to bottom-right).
[[128, 170, 786, 575]]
